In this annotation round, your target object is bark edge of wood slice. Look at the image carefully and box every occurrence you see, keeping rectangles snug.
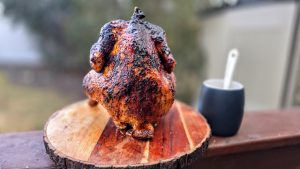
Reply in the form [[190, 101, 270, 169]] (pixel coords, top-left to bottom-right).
[[43, 100, 211, 169]]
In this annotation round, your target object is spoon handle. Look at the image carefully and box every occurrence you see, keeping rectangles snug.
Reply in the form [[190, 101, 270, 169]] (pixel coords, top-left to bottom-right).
[[224, 49, 239, 89]]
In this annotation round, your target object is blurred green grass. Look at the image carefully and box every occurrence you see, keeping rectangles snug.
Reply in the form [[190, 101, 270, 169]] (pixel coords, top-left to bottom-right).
[[0, 71, 70, 132]]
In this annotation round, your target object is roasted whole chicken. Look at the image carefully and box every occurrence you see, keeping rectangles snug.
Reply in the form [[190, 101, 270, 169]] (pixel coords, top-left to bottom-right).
[[83, 7, 176, 139]]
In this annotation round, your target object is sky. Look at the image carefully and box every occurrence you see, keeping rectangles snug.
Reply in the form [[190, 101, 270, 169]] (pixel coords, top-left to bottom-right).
[[0, 2, 41, 66]]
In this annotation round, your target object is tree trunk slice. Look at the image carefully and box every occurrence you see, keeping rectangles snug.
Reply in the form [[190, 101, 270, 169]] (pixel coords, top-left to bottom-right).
[[43, 100, 211, 169]]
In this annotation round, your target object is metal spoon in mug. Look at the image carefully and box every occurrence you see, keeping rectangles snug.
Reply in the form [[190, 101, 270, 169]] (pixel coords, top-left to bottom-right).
[[223, 49, 239, 89]]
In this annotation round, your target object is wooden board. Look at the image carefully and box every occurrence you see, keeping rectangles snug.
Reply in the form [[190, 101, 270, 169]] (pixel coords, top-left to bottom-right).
[[43, 100, 211, 169]]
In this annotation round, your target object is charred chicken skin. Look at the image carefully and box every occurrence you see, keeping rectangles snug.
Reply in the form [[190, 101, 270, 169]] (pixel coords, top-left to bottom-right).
[[83, 7, 176, 139]]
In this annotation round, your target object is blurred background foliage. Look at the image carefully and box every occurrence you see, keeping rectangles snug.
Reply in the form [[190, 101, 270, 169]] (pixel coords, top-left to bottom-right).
[[0, 0, 206, 132], [2, 0, 300, 132], [2, 0, 205, 103]]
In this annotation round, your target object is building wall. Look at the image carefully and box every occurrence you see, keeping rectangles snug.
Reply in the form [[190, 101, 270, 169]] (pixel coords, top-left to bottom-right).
[[200, 1, 298, 111]]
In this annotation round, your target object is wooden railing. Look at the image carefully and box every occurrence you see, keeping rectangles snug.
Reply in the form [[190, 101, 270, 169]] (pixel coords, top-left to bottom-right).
[[1, 108, 300, 169]]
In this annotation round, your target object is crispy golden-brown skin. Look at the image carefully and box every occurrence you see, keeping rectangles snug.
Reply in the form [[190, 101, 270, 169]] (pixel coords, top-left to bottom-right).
[[83, 7, 176, 139]]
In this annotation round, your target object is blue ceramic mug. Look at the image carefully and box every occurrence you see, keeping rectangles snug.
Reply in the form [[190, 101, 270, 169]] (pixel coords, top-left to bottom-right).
[[198, 79, 245, 136]]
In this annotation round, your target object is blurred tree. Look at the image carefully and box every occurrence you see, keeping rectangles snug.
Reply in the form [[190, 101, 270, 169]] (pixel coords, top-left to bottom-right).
[[1, 0, 127, 73], [1, 0, 205, 104]]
